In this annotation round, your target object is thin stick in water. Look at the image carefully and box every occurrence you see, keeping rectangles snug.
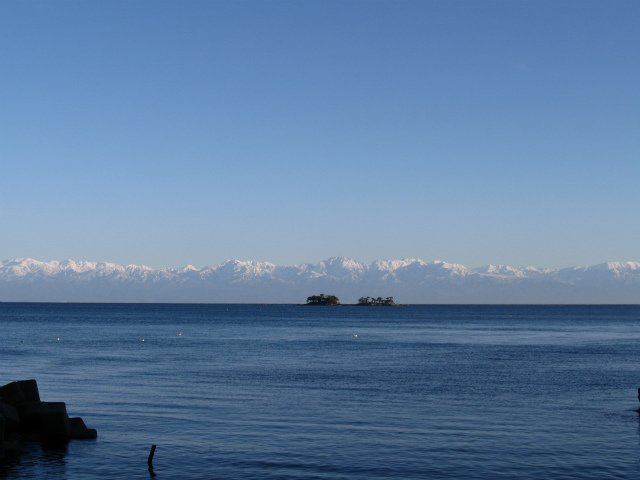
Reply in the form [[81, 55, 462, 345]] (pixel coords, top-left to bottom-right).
[[148, 444, 157, 466]]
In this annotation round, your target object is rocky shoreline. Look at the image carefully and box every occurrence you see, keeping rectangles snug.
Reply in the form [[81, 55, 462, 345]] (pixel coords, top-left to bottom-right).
[[0, 379, 97, 463]]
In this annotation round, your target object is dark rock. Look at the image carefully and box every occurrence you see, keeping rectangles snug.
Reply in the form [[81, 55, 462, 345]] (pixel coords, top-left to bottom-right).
[[0, 379, 97, 464], [16, 402, 43, 433], [0, 401, 20, 439], [0, 382, 25, 407], [16, 380, 40, 404], [0, 415, 4, 460], [40, 403, 70, 444], [69, 417, 97, 439], [2, 439, 22, 456], [69, 416, 86, 430], [17, 431, 42, 442]]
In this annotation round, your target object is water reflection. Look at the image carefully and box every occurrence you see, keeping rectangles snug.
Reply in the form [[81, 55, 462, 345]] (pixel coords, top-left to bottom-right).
[[0, 441, 67, 479], [40, 444, 68, 480]]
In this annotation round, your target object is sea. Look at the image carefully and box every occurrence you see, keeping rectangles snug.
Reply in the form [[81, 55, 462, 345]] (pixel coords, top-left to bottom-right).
[[1, 303, 640, 479]]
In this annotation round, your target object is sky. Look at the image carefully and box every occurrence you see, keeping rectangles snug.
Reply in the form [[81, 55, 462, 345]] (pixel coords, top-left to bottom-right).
[[1, 0, 639, 270]]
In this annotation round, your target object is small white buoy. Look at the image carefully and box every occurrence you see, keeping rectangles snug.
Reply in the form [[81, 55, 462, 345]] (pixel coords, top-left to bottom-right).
[[142, 339, 145, 342], [354, 334, 358, 338], [57, 338, 60, 341]]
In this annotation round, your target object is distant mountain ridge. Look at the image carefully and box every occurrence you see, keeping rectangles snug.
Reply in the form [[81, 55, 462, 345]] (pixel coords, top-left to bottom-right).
[[1, 257, 639, 304]]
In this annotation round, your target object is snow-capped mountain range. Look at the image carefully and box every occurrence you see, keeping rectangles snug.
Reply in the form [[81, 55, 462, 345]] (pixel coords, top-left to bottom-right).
[[1, 257, 639, 304]]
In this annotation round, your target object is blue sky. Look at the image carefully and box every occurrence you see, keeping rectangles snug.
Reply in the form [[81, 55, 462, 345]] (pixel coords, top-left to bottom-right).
[[1, 0, 638, 269]]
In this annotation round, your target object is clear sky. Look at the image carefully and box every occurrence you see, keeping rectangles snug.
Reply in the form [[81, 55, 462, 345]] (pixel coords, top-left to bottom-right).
[[1, 0, 638, 269]]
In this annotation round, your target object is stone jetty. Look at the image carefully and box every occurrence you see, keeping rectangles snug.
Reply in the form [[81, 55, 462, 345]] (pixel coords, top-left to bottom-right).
[[1, 379, 97, 461]]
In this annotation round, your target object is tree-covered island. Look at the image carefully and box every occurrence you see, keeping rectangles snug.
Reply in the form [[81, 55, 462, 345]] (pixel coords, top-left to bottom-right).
[[306, 294, 340, 305], [357, 296, 396, 306], [304, 294, 398, 306]]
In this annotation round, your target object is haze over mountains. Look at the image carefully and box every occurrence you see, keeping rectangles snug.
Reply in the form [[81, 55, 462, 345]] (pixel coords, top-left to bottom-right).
[[1, 257, 639, 304]]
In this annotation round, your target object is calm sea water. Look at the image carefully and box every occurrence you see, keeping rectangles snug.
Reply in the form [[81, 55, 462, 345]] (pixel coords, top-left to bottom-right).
[[1, 303, 640, 479]]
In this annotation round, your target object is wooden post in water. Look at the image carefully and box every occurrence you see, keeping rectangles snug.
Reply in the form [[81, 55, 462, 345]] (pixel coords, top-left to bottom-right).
[[148, 445, 157, 467]]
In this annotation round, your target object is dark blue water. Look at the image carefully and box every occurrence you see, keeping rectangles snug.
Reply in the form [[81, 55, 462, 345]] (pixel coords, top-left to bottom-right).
[[1, 304, 640, 479]]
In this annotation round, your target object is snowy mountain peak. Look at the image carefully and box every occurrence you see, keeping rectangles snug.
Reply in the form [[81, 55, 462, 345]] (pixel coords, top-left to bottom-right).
[[175, 265, 199, 273], [605, 261, 640, 272], [1, 257, 639, 303], [476, 265, 524, 277]]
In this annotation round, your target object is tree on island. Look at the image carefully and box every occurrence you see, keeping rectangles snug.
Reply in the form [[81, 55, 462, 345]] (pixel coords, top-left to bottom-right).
[[306, 293, 340, 305], [357, 296, 395, 306]]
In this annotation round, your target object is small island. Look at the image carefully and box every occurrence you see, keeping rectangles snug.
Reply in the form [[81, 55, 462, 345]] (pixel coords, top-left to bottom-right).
[[306, 294, 340, 306], [303, 294, 400, 306], [357, 296, 396, 306]]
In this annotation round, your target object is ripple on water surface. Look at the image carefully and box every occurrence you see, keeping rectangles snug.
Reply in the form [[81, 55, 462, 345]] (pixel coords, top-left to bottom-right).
[[2, 304, 640, 479]]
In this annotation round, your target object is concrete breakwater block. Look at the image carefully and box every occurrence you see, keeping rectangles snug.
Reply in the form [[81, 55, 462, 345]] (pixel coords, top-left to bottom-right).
[[0, 401, 20, 438], [16, 380, 40, 403], [40, 402, 71, 443], [0, 415, 4, 460], [69, 417, 98, 440], [0, 382, 25, 406], [0, 379, 97, 462], [16, 402, 43, 433]]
